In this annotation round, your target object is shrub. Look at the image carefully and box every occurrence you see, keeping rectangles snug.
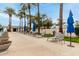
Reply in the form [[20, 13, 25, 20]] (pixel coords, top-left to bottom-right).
[[42, 33, 53, 37], [75, 27, 79, 37]]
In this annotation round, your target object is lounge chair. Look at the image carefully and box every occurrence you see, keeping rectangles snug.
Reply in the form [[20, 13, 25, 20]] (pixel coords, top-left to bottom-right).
[[47, 32, 64, 42]]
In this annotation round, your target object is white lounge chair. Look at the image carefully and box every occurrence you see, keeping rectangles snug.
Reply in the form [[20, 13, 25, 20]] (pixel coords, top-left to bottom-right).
[[47, 32, 64, 42]]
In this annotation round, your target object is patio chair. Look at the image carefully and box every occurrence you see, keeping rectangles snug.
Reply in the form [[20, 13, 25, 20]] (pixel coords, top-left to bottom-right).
[[47, 32, 64, 42]]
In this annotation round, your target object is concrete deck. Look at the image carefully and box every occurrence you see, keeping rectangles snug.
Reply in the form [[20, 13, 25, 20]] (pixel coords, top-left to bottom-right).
[[0, 32, 79, 56]]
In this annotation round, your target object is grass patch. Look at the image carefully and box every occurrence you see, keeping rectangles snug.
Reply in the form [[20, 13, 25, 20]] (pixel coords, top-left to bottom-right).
[[42, 34, 79, 43], [64, 37, 79, 43]]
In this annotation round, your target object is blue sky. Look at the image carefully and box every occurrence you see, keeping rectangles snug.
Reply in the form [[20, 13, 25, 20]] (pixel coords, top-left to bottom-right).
[[0, 3, 79, 26]]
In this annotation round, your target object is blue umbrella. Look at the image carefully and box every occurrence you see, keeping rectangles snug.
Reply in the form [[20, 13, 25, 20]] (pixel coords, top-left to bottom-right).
[[32, 21, 36, 32], [67, 10, 75, 47], [24, 25, 26, 33]]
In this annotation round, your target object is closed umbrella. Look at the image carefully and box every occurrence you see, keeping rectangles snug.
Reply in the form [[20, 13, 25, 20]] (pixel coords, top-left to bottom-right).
[[67, 10, 75, 47], [24, 25, 26, 33], [32, 21, 36, 32]]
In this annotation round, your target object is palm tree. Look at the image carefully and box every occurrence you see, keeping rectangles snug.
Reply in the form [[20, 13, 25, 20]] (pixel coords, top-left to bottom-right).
[[31, 13, 48, 31], [21, 3, 37, 32], [37, 3, 41, 34], [41, 14, 48, 27], [4, 7, 15, 32], [17, 10, 24, 32], [21, 6, 27, 33], [59, 3, 63, 33], [43, 18, 53, 29]]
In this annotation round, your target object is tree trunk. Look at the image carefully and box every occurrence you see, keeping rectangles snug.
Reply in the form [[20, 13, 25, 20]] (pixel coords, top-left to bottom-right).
[[47, 22, 50, 29], [28, 4, 31, 32], [21, 20, 23, 32], [59, 3, 63, 33], [24, 17, 26, 33], [9, 16, 12, 32], [24, 18, 26, 27], [19, 19, 21, 32], [37, 3, 40, 34]]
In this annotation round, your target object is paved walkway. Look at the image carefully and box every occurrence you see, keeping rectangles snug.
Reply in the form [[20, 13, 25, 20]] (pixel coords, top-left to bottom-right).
[[0, 32, 79, 56]]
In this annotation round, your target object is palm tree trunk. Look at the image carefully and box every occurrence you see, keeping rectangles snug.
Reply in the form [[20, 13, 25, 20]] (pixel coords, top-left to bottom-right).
[[28, 4, 31, 32], [27, 16, 29, 32], [59, 3, 63, 33], [37, 3, 40, 34], [19, 19, 21, 32], [47, 23, 50, 29], [24, 17, 26, 33], [21, 19, 23, 32], [24, 18, 26, 27], [9, 16, 12, 32]]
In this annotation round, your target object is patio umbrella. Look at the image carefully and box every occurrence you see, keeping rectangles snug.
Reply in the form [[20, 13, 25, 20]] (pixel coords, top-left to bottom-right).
[[67, 10, 75, 47], [24, 25, 26, 33], [32, 21, 36, 32]]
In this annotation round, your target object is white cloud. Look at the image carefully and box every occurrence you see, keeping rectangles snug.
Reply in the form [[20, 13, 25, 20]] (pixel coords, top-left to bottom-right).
[[0, 13, 19, 26], [0, 13, 19, 21]]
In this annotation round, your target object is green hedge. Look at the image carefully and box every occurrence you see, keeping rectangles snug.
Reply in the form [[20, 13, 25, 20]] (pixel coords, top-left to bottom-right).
[[75, 27, 79, 37], [42, 33, 53, 37]]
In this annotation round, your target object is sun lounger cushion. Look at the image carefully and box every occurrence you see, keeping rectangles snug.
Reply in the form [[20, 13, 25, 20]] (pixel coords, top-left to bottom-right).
[[47, 32, 64, 42], [52, 32, 64, 41]]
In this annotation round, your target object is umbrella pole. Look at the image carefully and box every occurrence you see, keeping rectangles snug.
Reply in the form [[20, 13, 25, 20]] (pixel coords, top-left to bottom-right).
[[70, 33, 72, 46], [67, 33, 74, 47]]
